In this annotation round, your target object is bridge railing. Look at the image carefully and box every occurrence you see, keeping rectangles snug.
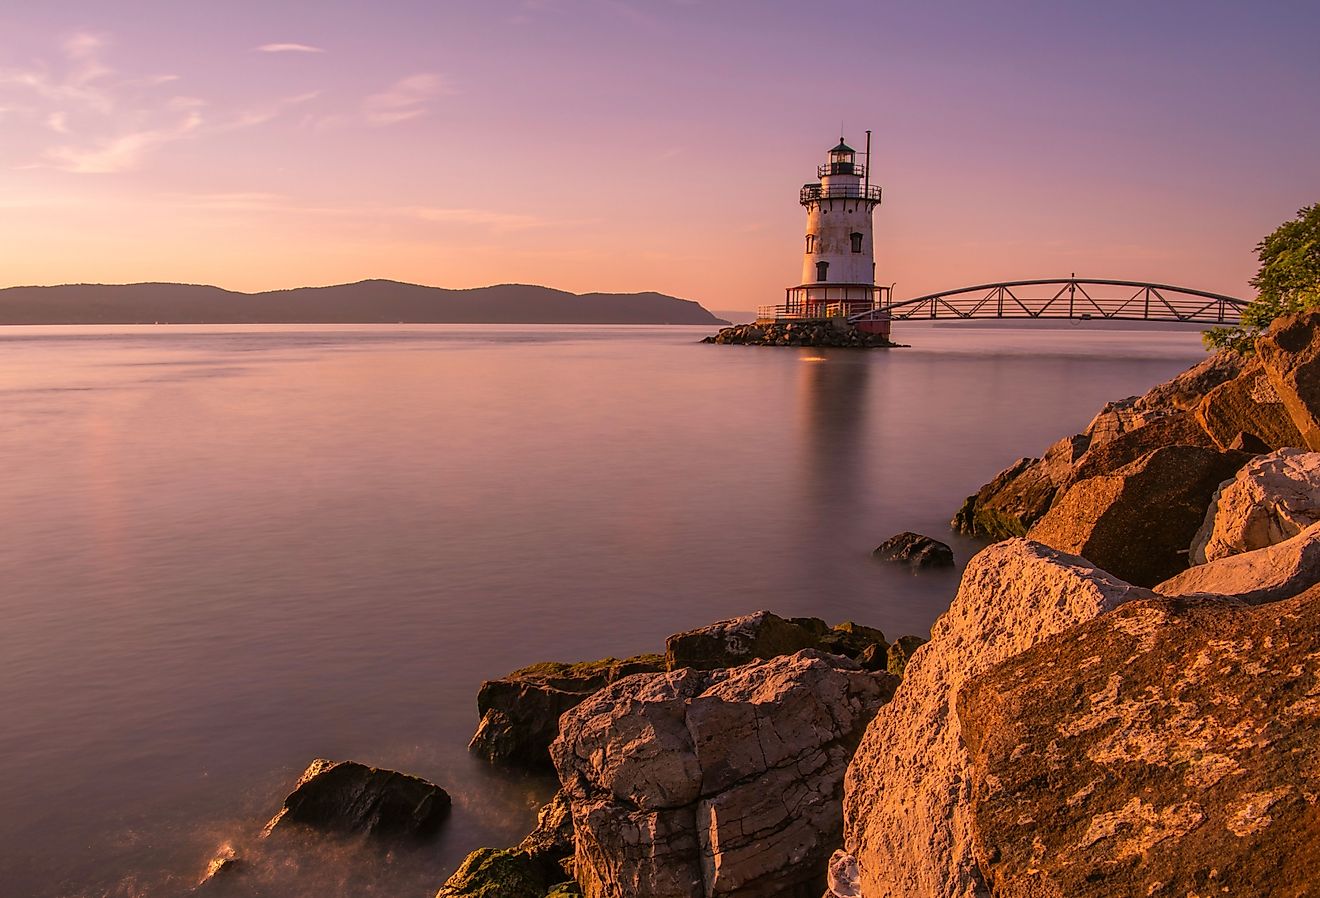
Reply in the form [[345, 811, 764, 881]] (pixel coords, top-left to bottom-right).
[[849, 278, 1248, 325]]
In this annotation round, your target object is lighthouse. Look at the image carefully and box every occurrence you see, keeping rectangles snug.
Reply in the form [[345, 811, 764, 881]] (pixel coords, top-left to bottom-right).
[[765, 133, 890, 332]]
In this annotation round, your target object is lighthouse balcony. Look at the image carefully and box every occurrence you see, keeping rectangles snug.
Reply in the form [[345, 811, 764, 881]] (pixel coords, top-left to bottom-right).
[[757, 284, 893, 324], [817, 161, 866, 178], [800, 183, 883, 205]]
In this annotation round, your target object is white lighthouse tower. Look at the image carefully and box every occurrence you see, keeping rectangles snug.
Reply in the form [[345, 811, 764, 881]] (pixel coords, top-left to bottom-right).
[[768, 133, 889, 327]]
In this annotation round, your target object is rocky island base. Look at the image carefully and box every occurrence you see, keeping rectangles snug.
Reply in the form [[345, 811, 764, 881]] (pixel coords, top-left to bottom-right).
[[702, 320, 899, 348]]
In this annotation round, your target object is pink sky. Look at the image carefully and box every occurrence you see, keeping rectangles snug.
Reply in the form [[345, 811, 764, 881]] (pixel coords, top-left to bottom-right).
[[1, 1, 1316, 308]]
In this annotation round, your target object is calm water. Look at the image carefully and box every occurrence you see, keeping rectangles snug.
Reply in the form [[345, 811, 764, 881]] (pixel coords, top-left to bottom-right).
[[0, 323, 1205, 897]]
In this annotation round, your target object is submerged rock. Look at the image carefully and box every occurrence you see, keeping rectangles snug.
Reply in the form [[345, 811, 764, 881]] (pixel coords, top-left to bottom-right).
[[194, 844, 241, 892], [1258, 307, 1320, 451], [872, 531, 955, 569], [1190, 448, 1320, 563], [1026, 445, 1252, 587], [262, 759, 450, 840], [958, 586, 1320, 897], [842, 540, 1152, 898], [551, 650, 896, 898], [470, 654, 666, 768]]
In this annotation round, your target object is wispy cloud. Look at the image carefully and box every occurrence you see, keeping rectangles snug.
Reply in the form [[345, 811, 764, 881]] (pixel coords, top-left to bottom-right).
[[255, 43, 326, 54], [1, 33, 324, 173], [363, 73, 452, 125], [45, 112, 203, 173]]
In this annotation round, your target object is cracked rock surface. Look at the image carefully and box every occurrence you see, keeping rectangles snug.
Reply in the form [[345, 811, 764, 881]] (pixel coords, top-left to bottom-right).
[[549, 650, 896, 898]]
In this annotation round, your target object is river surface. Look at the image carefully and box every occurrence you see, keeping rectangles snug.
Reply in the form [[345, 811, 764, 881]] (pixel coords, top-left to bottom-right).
[[0, 323, 1206, 897]]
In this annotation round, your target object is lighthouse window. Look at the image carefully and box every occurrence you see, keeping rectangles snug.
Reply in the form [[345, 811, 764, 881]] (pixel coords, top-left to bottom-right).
[[816, 260, 829, 282], [805, 234, 816, 253], [850, 232, 863, 253]]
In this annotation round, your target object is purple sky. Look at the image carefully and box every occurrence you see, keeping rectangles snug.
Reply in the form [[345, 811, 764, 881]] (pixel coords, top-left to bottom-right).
[[1, 1, 1317, 308]]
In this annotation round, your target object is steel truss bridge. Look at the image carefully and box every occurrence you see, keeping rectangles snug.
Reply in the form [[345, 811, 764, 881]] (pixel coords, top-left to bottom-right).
[[848, 278, 1248, 326]]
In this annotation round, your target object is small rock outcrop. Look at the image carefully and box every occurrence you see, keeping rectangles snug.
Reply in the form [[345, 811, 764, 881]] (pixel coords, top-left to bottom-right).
[[262, 759, 450, 839], [1158, 520, 1320, 605], [1026, 445, 1252, 587], [1257, 307, 1320, 450], [551, 651, 897, 898], [664, 611, 887, 672], [957, 587, 1320, 898], [194, 844, 240, 892], [1190, 448, 1320, 563], [872, 532, 955, 569], [842, 540, 1153, 898], [437, 791, 576, 898], [470, 655, 666, 768], [702, 321, 895, 348]]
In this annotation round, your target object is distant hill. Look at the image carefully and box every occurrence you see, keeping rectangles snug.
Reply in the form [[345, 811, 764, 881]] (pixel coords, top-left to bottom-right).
[[0, 280, 728, 326]]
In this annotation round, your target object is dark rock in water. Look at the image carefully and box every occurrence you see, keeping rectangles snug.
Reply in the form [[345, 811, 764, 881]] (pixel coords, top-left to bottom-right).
[[1027, 445, 1253, 587], [665, 610, 887, 671], [437, 791, 576, 898], [958, 586, 1320, 898], [1196, 357, 1304, 450], [1258, 307, 1320, 451], [262, 759, 450, 839], [884, 635, 928, 678], [469, 655, 666, 768], [872, 532, 954, 569], [952, 457, 1043, 539]]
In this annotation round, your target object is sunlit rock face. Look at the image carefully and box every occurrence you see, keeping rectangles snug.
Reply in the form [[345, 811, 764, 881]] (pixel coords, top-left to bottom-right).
[[1191, 448, 1320, 563], [1026, 445, 1252, 587], [957, 587, 1320, 897], [1158, 520, 1320, 605], [1196, 357, 1305, 450], [842, 540, 1152, 898], [1258, 308, 1320, 451], [550, 651, 896, 898]]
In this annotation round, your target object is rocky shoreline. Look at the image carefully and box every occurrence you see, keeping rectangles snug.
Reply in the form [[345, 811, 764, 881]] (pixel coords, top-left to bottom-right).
[[194, 309, 1320, 897]]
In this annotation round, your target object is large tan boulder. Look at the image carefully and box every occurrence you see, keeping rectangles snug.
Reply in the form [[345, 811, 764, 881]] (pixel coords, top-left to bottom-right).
[[957, 587, 1320, 898], [1158, 520, 1320, 605], [1067, 410, 1213, 484], [1027, 445, 1252, 587], [550, 651, 896, 898], [1257, 308, 1320, 450], [1196, 357, 1305, 450], [841, 540, 1152, 898], [1190, 448, 1320, 563]]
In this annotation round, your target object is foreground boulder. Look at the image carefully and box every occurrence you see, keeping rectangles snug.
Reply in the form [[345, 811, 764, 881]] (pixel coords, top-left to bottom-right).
[[664, 611, 887, 672], [1258, 308, 1320, 450], [958, 587, 1320, 897], [551, 650, 896, 898], [1191, 448, 1320, 563], [262, 759, 450, 839], [470, 655, 665, 768], [1158, 520, 1320, 605], [437, 791, 576, 898], [872, 532, 954, 569], [1027, 445, 1252, 587], [841, 540, 1152, 898]]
